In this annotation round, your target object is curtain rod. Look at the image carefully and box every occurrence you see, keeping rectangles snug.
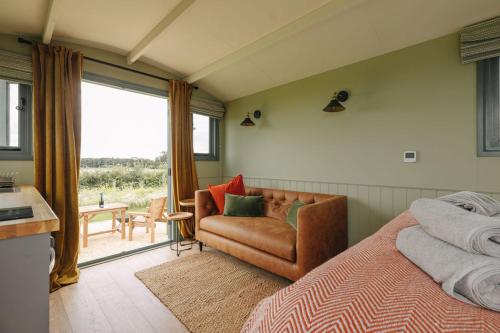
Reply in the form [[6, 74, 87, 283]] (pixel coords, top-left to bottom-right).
[[17, 37, 198, 89]]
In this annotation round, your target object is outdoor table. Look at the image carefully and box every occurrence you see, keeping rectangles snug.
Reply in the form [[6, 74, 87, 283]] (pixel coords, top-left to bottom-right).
[[78, 202, 128, 248]]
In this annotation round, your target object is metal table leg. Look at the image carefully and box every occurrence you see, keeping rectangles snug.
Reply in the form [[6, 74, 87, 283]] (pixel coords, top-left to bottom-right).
[[169, 220, 195, 256]]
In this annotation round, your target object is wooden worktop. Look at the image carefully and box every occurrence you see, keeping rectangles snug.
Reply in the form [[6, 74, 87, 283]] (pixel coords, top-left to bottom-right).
[[0, 185, 59, 240]]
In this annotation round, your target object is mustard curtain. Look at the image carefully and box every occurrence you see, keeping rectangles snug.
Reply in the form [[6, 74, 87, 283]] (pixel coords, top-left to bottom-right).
[[169, 80, 198, 239], [32, 44, 83, 292]]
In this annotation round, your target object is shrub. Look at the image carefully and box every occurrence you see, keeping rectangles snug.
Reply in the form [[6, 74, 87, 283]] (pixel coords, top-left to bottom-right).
[[79, 166, 167, 190]]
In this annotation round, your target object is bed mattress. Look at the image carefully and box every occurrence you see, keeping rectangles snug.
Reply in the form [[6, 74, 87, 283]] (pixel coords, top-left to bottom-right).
[[242, 211, 500, 332]]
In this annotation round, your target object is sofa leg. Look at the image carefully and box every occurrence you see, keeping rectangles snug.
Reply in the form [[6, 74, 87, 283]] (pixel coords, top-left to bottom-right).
[[198, 241, 203, 252]]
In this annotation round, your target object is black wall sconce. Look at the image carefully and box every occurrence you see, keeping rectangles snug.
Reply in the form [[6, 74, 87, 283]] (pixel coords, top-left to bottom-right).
[[323, 90, 349, 112], [240, 110, 262, 126]]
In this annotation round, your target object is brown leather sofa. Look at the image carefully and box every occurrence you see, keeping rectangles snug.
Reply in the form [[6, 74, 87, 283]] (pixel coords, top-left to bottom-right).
[[195, 187, 347, 281]]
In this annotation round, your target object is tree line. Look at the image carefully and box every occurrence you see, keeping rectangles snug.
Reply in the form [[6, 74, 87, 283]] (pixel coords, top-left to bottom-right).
[[81, 151, 168, 169]]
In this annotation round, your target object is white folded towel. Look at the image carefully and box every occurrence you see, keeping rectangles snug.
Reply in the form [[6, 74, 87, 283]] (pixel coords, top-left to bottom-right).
[[410, 198, 500, 257], [397, 225, 500, 311], [439, 191, 500, 216]]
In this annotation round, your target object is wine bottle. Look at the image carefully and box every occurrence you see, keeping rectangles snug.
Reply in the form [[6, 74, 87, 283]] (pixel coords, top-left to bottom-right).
[[99, 193, 104, 208]]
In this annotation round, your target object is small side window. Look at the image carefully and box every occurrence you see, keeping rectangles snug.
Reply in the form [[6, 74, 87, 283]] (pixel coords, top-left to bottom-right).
[[193, 113, 219, 161], [477, 57, 500, 156], [0, 79, 32, 160]]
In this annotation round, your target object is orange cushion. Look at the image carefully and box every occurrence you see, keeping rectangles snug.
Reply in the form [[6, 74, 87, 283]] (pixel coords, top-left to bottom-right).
[[227, 174, 245, 195], [208, 175, 246, 213]]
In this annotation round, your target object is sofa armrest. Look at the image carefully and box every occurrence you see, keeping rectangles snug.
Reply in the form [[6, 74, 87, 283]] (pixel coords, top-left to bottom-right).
[[296, 195, 347, 275], [195, 189, 217, 237]]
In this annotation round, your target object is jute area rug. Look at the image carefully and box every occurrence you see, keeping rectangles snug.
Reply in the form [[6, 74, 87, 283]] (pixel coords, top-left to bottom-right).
[[135, 250, 291, 333]]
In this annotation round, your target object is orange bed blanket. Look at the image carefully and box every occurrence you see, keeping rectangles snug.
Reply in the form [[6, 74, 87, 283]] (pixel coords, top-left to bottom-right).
[[242, 211, 500, 333]]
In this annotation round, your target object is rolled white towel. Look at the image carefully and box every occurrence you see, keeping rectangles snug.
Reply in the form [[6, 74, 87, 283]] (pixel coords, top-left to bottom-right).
[[439, 191, 500, 216], [410, 198, 500, 257], [397, 225, 500, 311]]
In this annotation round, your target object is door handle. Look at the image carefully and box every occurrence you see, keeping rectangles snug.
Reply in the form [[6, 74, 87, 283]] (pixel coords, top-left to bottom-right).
[[15, 97, 26, 111]]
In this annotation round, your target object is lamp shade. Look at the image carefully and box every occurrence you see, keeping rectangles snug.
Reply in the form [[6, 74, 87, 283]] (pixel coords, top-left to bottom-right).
[[240, 113, 255, 126], [323, 90, 349, 112], [322, 99, 345, 112]]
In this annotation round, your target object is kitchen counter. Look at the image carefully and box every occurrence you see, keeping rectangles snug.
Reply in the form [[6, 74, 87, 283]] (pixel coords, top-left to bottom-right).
[[0, 185, 59, 333], [0, 185, 59, 240]]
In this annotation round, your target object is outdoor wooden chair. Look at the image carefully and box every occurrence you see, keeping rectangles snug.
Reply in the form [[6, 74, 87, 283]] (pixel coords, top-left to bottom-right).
[[128, 196, 167, 243]]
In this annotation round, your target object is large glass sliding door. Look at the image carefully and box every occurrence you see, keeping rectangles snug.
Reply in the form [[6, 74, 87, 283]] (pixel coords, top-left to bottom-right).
[[78, 75, 172, 266]]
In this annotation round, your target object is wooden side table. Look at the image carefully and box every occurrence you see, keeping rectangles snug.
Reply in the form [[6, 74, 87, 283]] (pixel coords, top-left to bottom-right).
[[179, 198, 195, 208], [167, 212, 194, 256], [179, 197, 196, 240]]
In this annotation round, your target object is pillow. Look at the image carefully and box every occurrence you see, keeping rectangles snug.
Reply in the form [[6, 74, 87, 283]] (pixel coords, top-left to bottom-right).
[[223, 193, 264, 217], [208, 175, 246, 213], [286, 200, 306, 230]]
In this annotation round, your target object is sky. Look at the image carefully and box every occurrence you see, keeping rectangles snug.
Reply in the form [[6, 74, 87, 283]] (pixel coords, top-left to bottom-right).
[[0, 81, 19, 147], [81, 81, 209, 160], [8, 83, 19, 147]]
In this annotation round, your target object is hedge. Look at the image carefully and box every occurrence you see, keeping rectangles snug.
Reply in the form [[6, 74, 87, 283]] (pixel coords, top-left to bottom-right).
[[79, 167, 167, 189]]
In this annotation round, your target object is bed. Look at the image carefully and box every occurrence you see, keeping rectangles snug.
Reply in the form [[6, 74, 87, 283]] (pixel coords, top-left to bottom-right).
[[242, 211, 500, 332]]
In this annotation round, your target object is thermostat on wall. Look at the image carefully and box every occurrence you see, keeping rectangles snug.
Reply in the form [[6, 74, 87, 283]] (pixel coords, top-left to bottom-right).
[[404, 151, 417, 163]]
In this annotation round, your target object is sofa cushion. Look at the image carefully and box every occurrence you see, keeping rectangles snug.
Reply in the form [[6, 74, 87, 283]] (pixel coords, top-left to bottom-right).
[[200, 215, 296, 262], [286, 200, 306, 230], [208, 175, 246, 213], [223, 194, 264, 217]]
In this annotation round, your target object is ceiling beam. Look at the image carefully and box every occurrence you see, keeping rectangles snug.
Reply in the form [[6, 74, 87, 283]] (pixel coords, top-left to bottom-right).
[[184, 0, 366, 83], [127, 0, 195, 65], [42, 0, 57, 44]]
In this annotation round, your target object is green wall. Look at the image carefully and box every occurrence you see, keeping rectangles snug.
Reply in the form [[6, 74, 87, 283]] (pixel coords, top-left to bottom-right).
[[0, 33, 222, 186], [224, 33, 500, 245], [224, 33, 500, 193]]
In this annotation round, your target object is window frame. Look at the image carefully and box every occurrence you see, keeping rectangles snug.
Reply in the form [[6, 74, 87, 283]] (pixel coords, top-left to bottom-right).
[[477, 57, 500, 156], [194, 114, 219, 161], [83, 72, 167, 98], [0, 81, 33, 161]]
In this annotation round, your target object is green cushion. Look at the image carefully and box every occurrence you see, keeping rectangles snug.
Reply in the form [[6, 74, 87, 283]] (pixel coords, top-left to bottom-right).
[[223, 193, 264, 217], [286, 200, 306, 230]]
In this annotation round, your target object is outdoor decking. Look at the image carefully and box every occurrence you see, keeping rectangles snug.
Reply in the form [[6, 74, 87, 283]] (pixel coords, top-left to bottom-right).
[[78, 220, 170, 264]]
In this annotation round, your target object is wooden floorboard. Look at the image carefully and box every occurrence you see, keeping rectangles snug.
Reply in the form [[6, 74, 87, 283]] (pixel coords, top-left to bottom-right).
[[49, 291, 73, 333], [50, 246, 194, 333], [58, 277, 113, 333]]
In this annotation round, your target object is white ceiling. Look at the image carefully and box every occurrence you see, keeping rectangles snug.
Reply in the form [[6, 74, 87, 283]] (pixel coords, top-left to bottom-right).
[[0, 0, 499, 102]]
